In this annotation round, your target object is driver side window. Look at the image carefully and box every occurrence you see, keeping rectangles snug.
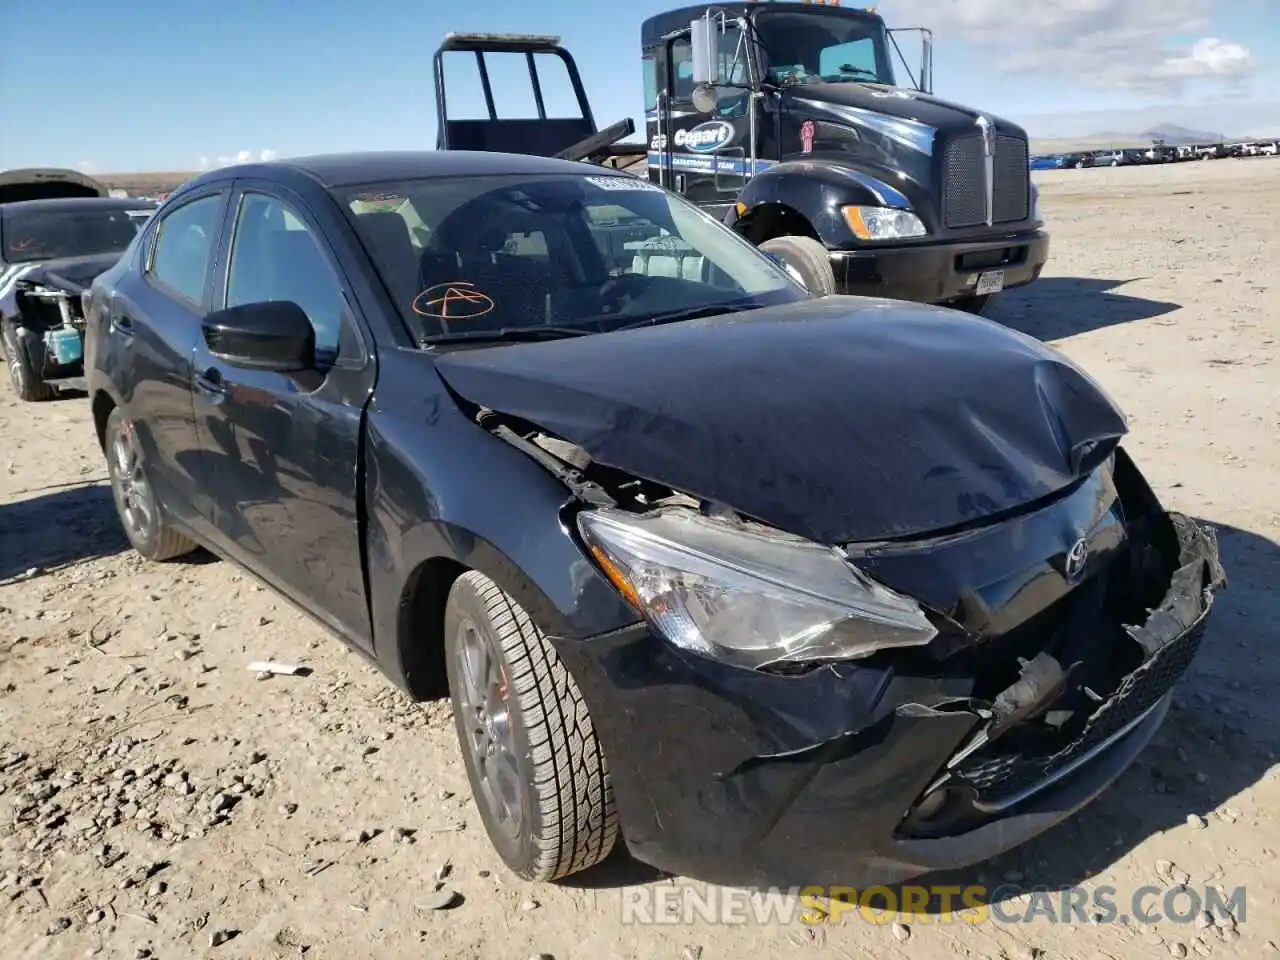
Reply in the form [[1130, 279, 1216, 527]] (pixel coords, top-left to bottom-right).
[[225, 193, 346, 360]]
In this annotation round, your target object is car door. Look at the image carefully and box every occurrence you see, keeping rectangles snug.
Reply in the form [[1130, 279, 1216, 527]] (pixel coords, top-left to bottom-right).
[[190, 182, 376, 649], [109, 187, 230, 532]]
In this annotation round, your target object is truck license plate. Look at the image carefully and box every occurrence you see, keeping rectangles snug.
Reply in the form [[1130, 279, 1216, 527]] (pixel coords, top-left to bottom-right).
[[975, 270, 1005, 296]]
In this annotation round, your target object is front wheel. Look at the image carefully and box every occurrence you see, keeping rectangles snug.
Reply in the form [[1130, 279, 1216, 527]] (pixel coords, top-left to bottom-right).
[[444, 570, 618, 882], [3, 326, 55, 402], [759, 235, 836, 296], [104, 407, 198, 561]]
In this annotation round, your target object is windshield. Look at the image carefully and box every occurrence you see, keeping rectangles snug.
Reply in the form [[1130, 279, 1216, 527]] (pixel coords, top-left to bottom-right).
[[1, 206, 153, 264], [754, 9, 895, 86], [337, 174, 806, 340]]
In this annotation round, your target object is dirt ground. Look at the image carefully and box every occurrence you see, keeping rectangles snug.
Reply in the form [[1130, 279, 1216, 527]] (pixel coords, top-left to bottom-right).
[[2, 158, 1278, 960]]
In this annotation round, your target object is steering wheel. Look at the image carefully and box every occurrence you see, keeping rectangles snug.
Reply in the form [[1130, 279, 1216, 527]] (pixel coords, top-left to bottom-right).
[[598, 273, 649, 312]]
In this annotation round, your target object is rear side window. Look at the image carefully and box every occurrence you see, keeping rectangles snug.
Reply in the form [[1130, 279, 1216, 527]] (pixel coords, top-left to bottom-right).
[[148, 195, 223, 304]]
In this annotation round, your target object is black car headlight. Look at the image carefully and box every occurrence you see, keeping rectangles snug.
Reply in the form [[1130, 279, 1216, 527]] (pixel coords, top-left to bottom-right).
[[577, 507, 937, 670]]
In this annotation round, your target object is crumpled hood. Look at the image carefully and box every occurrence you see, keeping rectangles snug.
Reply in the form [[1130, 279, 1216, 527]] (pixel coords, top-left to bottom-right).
[[17, 253, 121, 293], [433, 297, 1128, 544]]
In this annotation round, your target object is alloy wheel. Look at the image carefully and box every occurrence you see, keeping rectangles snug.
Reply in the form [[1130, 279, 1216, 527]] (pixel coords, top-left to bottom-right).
[[110, 424, 155, 544], [453, 619, 523, 837]]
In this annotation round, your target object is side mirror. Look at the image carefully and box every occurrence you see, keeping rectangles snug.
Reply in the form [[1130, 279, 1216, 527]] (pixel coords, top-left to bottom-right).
[[201, 301, 315, 372], [691, 83, 719, 114], [690, 17, 715, 86]]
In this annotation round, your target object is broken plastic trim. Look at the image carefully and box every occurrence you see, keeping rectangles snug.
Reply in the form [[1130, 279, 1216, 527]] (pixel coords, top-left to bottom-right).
[[474, 407, 615, 507], [912, 509, 1223, 820]]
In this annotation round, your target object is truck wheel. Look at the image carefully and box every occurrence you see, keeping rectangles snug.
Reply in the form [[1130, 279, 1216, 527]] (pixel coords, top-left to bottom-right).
[[444, 570, 618, 882], [759, 235, 836, 296], [4, 329, 55, 402], [104, 407, 198, 561]]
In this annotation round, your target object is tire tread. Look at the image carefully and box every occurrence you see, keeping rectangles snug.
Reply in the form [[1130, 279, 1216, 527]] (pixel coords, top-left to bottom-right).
[[459, 570, 618, 881]]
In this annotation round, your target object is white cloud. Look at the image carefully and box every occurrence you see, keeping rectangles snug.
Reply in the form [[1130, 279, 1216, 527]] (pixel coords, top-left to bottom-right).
[[1152, 37, 1255, 79], [195, 149, 282, 170], [75, 161, 99, 174], [880, 0, 1256, 94]]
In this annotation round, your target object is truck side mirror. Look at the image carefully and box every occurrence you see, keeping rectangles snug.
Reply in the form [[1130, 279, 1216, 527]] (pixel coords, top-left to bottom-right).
[[690, 17, 715, 86], [691, 83, 719, 114]]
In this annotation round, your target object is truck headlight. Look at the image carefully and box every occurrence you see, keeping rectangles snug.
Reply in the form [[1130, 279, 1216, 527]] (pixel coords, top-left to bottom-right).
[[1031, 184, 1044, 226], [842, 205, 927, 241], [576, 507, 937, 670]]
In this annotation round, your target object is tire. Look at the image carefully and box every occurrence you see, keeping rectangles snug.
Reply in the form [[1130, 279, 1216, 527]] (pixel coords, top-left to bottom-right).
[[759, 235, 837, 296], [950, 293, 997, 316], [4, 326, 55, 402], [444, 570, 618, 882], [104, 407, 198, 561]]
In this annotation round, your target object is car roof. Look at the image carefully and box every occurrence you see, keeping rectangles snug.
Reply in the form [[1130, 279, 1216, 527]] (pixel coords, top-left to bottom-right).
[[1, 196, 157, 215], [180, 150, 626, 192]]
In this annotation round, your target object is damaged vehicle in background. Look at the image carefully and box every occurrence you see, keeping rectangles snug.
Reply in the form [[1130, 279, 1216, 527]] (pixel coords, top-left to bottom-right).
[[0, 168, 156, 401], [83, 151, 1224, 889]]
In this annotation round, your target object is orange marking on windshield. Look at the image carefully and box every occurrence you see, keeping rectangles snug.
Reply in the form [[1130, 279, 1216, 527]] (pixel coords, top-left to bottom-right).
[[412, 281, 495, 320]]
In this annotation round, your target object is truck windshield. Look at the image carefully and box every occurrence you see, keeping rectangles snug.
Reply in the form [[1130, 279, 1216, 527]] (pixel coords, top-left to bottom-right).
[[337, 174, 805, 340], [2, 207, 153, 264], [753, 9, 895, 86]]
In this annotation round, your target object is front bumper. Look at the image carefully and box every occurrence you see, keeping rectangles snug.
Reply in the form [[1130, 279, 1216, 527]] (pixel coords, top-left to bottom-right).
[[552, 503, 1222, 889], [831, 228, 1050, 305]]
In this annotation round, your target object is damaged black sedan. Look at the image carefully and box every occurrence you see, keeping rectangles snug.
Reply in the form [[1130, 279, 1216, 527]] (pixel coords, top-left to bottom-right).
[[1, 190, 156, 400], [83, 151, 1224, 889]]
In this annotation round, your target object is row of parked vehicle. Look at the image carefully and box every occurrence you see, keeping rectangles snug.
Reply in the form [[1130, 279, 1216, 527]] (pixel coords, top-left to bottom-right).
[[1033, 139, 1280, 170]]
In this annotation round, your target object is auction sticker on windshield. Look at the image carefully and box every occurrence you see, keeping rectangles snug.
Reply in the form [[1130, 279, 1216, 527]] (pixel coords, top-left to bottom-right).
[[585, 176, 663, 192]]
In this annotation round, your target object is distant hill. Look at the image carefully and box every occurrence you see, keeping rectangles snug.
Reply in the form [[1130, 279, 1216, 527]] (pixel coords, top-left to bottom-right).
[[1138, 123, 1224, 145], [99, 172, 194, 197], [1029, 120, 1229, 155]]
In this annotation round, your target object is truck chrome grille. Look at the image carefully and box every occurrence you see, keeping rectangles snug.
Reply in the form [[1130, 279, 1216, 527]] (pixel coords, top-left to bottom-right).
[[942, 133, 1030, 229]]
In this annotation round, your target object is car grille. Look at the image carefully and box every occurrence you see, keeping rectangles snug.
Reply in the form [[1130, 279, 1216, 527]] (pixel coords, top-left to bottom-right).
[[941, 133, 1030, 229], [952, 613, 1207, 803]]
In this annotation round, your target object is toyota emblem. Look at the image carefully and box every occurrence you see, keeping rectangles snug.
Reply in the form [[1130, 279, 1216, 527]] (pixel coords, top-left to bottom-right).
[[1064, 538, 1090, 581]]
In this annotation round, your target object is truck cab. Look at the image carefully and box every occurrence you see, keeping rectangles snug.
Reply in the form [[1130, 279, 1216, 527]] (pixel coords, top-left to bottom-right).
[[641, 2, 1049, 312]]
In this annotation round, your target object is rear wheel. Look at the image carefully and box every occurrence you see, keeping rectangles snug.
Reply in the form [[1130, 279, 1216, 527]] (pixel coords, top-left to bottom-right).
[[104, 407, 198, 561], [759, 235, 836, 296], [444, 570, 618, 882]]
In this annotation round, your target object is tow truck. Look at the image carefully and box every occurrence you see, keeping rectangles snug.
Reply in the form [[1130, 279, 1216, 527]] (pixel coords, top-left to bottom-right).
[[432, 2, 1049, 312]]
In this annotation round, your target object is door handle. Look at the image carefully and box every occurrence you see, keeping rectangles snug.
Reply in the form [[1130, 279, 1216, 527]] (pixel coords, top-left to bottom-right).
[[112, 315, 135, 337], [195, 366, 226, 400]]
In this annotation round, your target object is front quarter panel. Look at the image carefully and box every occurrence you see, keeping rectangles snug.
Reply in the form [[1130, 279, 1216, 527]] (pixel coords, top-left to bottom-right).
[[728, 160, 917, 248], [363, 348, 639, 690]]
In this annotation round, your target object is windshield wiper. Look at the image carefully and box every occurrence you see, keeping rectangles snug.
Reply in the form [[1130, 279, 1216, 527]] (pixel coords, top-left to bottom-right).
[[615, 301, 758, 332], [823, 65, 881, 82], [422, 326, 593, 346]]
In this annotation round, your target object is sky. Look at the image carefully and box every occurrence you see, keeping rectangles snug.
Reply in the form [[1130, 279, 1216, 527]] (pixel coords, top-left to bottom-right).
[[1, 0, 1277, 173]]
